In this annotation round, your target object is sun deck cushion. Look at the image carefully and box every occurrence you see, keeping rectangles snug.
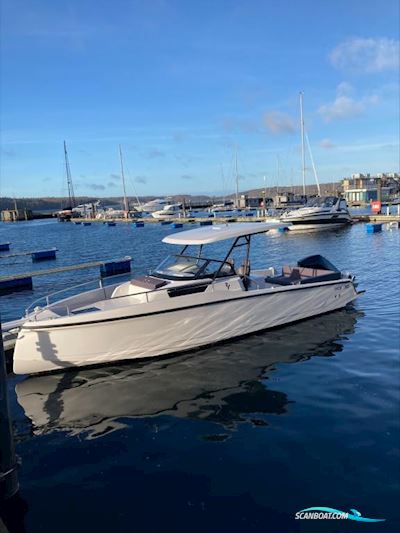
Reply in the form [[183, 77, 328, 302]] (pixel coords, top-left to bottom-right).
[[266, 265, 341, 285], [131, 276, 168, 290]]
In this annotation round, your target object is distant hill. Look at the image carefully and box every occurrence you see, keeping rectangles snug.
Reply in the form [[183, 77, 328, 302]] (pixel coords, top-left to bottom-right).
[[0, 182, 342, 212]]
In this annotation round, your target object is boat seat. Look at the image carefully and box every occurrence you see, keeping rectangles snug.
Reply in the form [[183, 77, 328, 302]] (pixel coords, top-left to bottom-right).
[[265, 265, 341, 286]]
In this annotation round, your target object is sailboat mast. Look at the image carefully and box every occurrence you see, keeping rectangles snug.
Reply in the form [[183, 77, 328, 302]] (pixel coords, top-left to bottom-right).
[[119, 144, 129, 217], [305, 132, 321, 196], [235, 148, 239, 208], [63, 140, 75, 208], [299, 92, 306, 196]]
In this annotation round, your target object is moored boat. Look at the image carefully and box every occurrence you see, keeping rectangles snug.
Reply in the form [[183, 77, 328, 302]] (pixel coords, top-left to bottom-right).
[[280, 196, 352, 230], [10, 222, 361, 375], [151, 203, 183, 219]]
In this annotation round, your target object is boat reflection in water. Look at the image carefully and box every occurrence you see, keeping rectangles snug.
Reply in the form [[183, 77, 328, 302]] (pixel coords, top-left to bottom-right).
[[16, 308, 361, 439]]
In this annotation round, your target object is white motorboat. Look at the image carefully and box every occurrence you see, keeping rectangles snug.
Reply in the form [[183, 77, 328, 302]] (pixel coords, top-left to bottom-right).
[[280, 196, 352, 230], [138, 198, 171, 213], [151, 203, 183, 219], [210, 202, 235, 213], [10, 222, 361, 375]]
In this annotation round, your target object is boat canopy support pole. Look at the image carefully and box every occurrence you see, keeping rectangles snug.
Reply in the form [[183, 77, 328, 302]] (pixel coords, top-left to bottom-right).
[[212, 235, 251, 281]]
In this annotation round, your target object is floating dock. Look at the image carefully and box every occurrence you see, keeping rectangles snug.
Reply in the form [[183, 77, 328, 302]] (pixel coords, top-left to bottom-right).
[[0, 257, 132, 293], [71, 214, 400, 225]]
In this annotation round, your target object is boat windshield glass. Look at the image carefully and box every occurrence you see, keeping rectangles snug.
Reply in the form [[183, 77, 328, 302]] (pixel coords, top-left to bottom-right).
[[152, 254, 235, 280], [305, 196, 337, 208]]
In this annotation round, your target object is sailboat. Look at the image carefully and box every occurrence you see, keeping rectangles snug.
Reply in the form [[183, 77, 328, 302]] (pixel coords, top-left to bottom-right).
[[57, 141, 76, 222], [280, 93, 352, 230]]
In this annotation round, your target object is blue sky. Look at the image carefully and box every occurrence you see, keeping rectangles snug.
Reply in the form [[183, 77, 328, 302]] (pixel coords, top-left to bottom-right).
[[1, 0, 399, 198]]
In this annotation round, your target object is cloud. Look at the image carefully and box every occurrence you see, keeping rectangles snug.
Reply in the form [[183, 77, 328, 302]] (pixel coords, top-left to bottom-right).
[[107, 182, 117, 188], [263, 111, 296, 135], [181, 174, 194, 180], [145, 149, 165, 159], [174, 154, 199, 167], [172, 131, 187, 143], [330, 37, 400, 73], [320, 138, 335, 149], [135, 176, 147, 184], [1, 148, 16, 158], [109, 173, 120, 181], [88, 183, 106, 191], [318, 83, 379, 122], [221, 116, 259, 133]]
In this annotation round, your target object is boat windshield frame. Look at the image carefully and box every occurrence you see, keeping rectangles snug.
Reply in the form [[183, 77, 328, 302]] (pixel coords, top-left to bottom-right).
[[305, 196, 338, 208], [151, 254, 236, 281]]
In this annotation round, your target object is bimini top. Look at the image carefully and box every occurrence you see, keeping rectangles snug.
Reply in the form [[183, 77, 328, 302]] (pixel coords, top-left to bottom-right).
[[163, 222, 288, 245]]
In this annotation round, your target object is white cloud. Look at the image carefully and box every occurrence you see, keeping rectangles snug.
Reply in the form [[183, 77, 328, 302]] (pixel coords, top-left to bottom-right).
[[318, 83, 379, 122], [330, 37, 400, 73], [320, 138, 335, 149], [263, 111, 296, 135]]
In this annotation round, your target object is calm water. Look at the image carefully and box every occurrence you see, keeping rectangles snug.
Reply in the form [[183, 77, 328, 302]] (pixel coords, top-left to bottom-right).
[[1, 219, 399, 532]]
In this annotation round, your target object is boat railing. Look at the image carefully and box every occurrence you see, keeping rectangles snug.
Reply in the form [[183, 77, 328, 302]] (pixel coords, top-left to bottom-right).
[[24, 272, 132, 318], [23, 270, 244, 321]]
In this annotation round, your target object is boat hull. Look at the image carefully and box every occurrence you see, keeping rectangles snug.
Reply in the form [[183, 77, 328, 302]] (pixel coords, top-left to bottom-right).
[[287, 221, 351, 231], [13, 281, 359, 375]]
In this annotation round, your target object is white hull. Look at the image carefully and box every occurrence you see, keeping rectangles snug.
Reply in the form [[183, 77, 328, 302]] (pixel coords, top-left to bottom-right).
[[13, 280, 358, 375], [151, 212, 181, 220], [287, 222, 350, 231]]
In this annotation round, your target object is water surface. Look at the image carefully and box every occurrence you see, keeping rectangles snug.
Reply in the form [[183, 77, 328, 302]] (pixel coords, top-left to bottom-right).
[[1, 220, 399, 532]]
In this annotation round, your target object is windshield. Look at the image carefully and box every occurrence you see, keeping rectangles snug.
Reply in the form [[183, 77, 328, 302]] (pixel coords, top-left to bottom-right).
[[305, 196, 337, 208], [152, 254, 235, 280]]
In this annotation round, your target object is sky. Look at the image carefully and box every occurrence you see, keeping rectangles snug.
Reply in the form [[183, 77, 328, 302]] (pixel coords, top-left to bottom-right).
[[0, 0, 399, 198]]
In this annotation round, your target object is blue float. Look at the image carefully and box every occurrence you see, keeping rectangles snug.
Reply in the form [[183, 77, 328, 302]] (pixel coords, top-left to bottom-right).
[[161, 221, 172, 225], [134, 221, 145, 227], [83, 222, 92, 226], [200, 220, 213, 226], [172, 223, 183, 228], [31, 249, 57, 261], [0, 276, 33, 293], [100, 257, 131, 278], [0, 242, 11, 251], [366, 223, 382, 233], [107, 221, 116, 227], [74, 221, 82, 225]]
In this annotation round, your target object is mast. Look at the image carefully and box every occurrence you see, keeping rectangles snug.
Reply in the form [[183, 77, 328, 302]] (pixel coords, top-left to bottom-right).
[[235, 148, 239, 208], [299, 92, 306, 196], [119, 144, 129, 217], [63, 141, 75, 208], [305, 132, 321, 196], [220, 163, 225, 204]]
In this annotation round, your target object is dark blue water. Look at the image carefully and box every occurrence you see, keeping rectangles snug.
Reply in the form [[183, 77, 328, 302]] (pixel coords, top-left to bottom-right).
[[1, 219, 399, 532]]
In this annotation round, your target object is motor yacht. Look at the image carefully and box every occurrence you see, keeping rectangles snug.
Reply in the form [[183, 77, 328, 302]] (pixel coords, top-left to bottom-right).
[[280, 196, 352, 230], [151, 203, 183, 219], [210, 201, 235, 213], [8, 222, 361, 375], [138, 198, 171, 213]]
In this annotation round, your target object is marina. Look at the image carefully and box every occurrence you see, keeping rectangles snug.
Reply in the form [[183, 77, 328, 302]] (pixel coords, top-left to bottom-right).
[[1, 0, 399, 530], [0, 217, 399, 530]]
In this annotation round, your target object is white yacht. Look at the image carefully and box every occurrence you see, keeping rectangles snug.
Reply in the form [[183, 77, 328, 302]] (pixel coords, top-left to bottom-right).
[[280, 196, 352, 230], [210, 201, 235, 213], [138, 198, 170, 213], [151, 203, 183, 219], [7, 222, 361, 375]]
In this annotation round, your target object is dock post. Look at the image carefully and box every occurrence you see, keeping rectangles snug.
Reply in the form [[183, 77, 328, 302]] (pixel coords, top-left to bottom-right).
[[0, 317, 18, 502]]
